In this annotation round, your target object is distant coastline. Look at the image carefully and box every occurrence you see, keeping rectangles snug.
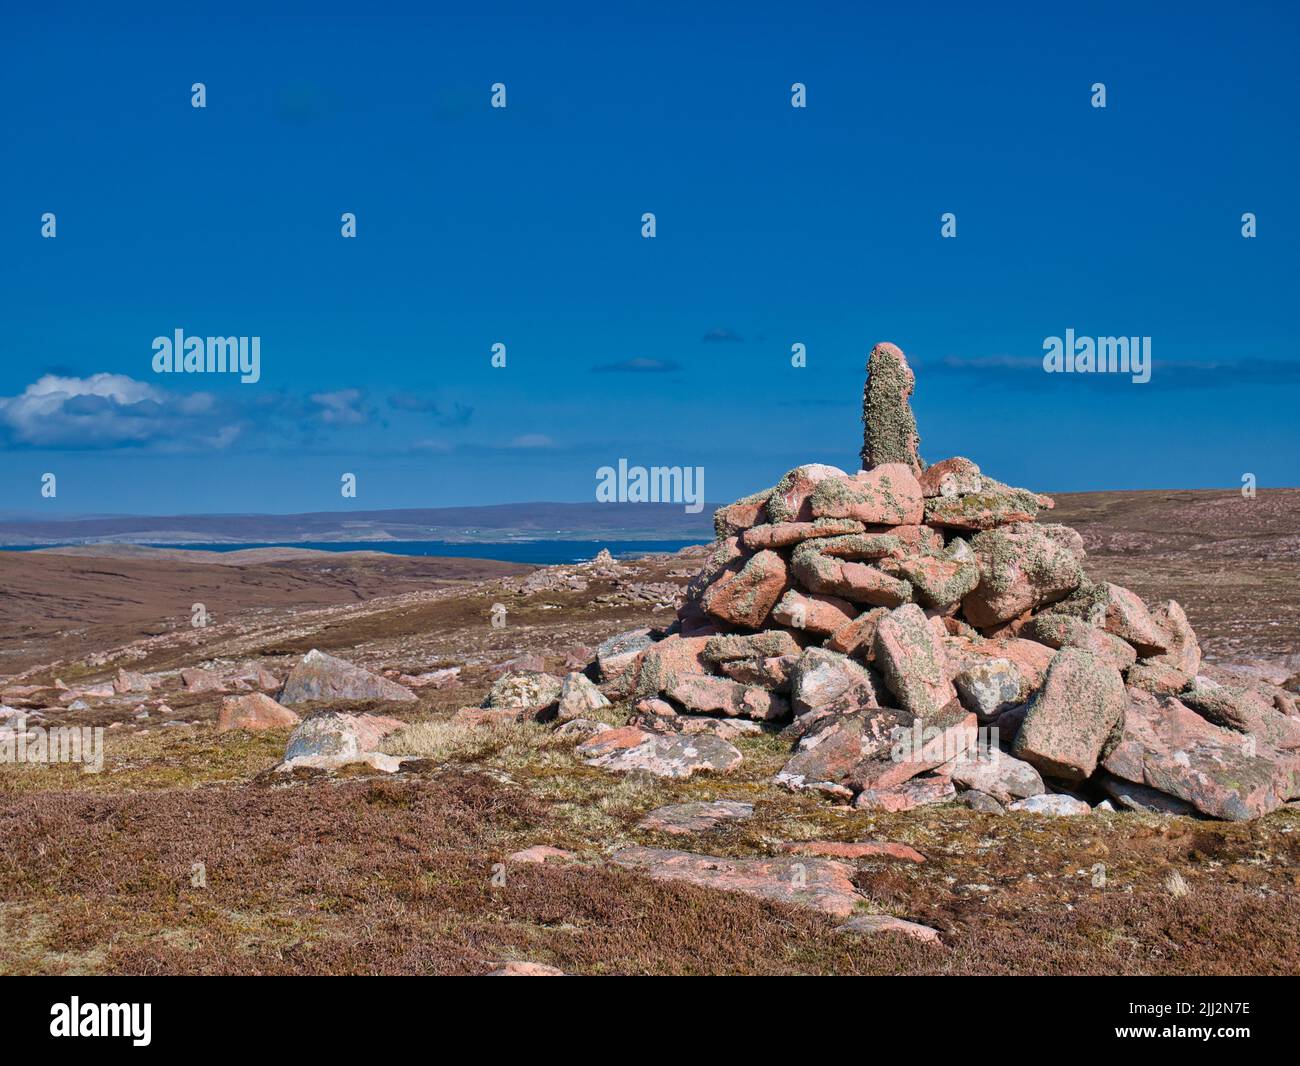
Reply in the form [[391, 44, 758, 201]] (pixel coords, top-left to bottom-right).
[[6, 539, 703, 566], [0, 501, 716, 550]]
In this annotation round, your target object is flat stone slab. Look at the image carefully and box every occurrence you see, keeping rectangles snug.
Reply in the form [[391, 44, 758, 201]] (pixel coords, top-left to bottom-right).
[[836, 914, 942, 944], [611, 846, 863, 917], [576, 726, 742, 779], [507, 845, 576, 864], [487, 961, 566, 976], [778, 840, 926, 863], [638, 800, 755, 835]]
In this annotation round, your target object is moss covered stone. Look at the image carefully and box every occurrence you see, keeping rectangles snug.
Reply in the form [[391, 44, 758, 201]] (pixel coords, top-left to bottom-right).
[[860, 342, 922, 473]]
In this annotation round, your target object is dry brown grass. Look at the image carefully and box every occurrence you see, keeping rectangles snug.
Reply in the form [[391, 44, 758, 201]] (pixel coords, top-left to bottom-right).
[[1, 773, 1297, 976]]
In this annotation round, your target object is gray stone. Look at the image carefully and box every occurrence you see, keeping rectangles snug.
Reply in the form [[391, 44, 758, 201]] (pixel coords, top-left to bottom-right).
[[280, 711, 405, 772], [556, 671, 610, 721], [1007, 794, 1091, 816], [278, 649, 416, 705], [957, 790, 1006, 814], [950, 749, 1044, 804], [596, 628, 654, 682], [954, 657, 1023, 720], [789, 647, 876, 716]]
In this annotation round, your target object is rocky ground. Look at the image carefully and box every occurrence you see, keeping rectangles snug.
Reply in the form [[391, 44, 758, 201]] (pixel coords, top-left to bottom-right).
[[1, 489, 1298, 976]]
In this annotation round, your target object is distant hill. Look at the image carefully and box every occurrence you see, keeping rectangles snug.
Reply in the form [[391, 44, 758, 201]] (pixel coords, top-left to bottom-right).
[[0, 502, 718, 546]]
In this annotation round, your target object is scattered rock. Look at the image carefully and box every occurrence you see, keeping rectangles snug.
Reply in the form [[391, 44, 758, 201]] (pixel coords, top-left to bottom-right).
[[950, 749, 1045, 804], [638, 800, 754, 835], [278, 649, 416, 705], [1007, 794, 1091, 816], [836, 914, 942, 944], [612, 847, 863, 917], [217, 693, 300, 733], [487, 961, 566, 976], [854, 775, 956, 812], [278, 711, 406, 773], [957, 790, 1006, 814], [399, 667, 460, 689], [181, 667, 225, 694], [484, 670, 562, 710], [556, 671, 611, 721], [778, 840, 926, 863], [555, 718, 612, 740], [576, 726, 743, 779], [1102, 689, 1300, 820], [508, 845, 576, 864], [114, 668, 153, 694], [675, 716, 763, 741], [452, 707, 528, 727]]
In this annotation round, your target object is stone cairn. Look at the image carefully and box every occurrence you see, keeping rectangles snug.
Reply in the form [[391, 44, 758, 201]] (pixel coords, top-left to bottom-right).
[[589, 342, 1300, 820]]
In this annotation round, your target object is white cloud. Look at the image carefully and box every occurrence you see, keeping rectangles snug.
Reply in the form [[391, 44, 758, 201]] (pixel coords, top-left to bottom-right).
[[0, 373, 235, 448], [310, 388, 369, 425]]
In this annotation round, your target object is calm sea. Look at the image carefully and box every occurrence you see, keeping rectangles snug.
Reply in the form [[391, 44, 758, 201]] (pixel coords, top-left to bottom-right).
[[7, 540, 703, 565]]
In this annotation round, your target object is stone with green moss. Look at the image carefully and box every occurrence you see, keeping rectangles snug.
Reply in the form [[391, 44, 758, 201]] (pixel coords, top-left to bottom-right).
[[860, 342, 922, 473]]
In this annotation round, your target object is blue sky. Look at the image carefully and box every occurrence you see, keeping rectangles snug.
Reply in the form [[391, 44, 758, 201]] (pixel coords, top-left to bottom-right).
[[2, 2, 1297, 515]]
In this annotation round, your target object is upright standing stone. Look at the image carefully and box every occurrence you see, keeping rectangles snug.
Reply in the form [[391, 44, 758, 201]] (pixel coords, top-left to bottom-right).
[[860, 342, 922, 473]]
